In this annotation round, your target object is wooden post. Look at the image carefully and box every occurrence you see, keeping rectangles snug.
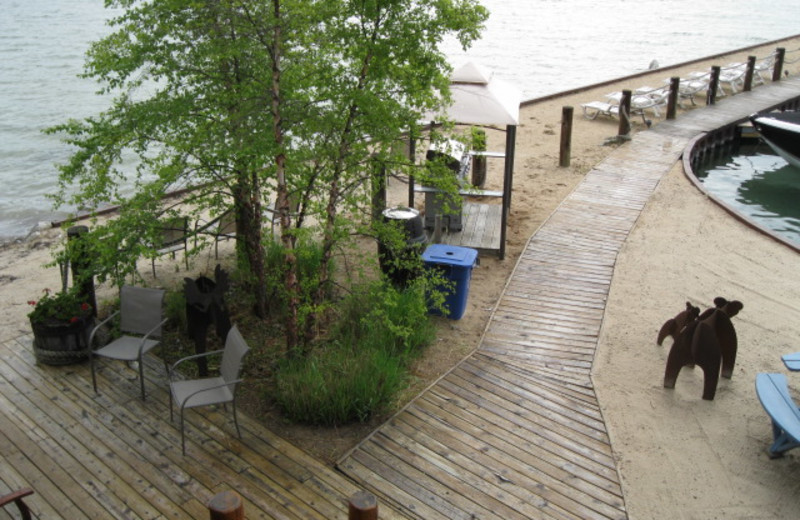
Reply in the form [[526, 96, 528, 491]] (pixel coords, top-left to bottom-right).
[[559, 106, 573, 168], [707, 66, 720, 105], [208, 490, 244, 520], [433, 214, 442, 244], [349, 490, 378, 520], [743, 56, 756, 92], [617, 90, 631, 137], [667, 77, 679, 120], [499, 124, 517, 260], [772, 47, 786, 82]]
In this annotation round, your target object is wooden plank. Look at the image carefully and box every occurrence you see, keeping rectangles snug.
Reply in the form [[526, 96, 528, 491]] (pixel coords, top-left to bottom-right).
[[406, 397, 624, 519], [0, 338, 366, 520]]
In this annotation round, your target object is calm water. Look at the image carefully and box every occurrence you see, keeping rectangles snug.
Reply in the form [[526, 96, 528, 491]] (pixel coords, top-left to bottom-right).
[[2, 0, 800, 241], [696, 143, 800, 246]]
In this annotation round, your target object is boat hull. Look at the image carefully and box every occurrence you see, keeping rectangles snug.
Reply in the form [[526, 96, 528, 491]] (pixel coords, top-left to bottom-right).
[[750, 111, 800, 169]]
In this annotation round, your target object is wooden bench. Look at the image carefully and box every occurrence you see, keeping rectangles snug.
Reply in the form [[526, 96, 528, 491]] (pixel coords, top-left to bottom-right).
[[755, 373, 800, 458]]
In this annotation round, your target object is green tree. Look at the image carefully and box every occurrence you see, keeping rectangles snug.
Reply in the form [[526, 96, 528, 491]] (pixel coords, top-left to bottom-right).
[[48, 0, 487, 354]]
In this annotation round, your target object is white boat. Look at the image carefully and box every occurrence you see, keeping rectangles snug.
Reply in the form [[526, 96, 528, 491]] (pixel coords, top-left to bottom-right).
[[749, 111, 800, 169]]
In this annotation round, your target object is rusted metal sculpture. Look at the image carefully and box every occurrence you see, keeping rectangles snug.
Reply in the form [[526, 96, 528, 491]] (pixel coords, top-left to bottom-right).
[[184, 264, 232, 376], [657, 301, 700, 345], [662, 297, 743, 400]]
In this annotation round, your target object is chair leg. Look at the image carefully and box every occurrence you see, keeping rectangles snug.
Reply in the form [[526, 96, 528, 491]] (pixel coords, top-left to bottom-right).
[[233, 400, 242, 439], [180, 407, 186, 455], [90, 354, 99, 394], [138, 355, 146, 400]]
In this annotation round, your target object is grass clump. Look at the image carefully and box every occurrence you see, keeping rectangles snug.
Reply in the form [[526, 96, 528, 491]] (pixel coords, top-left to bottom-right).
[[274, 280, 435, 425]]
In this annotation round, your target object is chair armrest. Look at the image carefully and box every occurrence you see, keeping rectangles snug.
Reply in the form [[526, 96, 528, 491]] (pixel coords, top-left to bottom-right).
[[138, 317, 169, 356], [88, 310, 120, 350], [0, 488, 34, 519], [169, 349, 225, 378]]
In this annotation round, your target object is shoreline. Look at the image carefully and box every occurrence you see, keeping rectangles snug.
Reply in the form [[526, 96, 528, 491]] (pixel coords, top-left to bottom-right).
[[4, 33, 798, 247]]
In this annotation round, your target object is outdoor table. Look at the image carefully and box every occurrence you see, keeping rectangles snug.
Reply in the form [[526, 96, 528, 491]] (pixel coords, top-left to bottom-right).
[[781, 352, 800, 371]]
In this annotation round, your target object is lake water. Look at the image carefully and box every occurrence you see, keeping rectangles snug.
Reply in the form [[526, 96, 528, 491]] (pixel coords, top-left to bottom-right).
[[2, 0, 800, 242], [696, 142, 800, 246]]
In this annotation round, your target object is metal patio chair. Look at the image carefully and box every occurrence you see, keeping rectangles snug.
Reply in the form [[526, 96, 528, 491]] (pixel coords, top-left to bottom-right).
[[88, 285, 167, 400], [168, 324, 250, 455]]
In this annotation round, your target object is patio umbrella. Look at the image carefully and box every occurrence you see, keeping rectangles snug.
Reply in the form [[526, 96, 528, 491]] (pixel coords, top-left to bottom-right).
[[426, 62, 522, 126]]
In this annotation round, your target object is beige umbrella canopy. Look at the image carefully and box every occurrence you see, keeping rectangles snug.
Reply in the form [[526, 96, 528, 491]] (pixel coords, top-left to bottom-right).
[[427, 62, 522, 126]]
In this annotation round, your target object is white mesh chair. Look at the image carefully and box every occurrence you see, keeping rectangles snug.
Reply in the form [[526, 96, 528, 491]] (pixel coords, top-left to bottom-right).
[[168, 324, 250, 455], [88, 286, 167, 400]]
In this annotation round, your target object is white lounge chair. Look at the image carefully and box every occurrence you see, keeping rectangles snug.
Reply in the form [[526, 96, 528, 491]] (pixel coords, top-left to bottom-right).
[[580, 100, 619, 120], [718, 63, 747, 95]]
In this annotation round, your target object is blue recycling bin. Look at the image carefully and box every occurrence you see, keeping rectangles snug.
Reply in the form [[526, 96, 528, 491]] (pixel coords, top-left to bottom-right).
[[422, 244, 478, 320]]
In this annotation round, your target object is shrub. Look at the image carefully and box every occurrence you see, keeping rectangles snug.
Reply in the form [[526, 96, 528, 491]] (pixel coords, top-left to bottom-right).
[[273, 280, 436, 425], [274, 344, 406, 425], [263, 237, 332, 319]]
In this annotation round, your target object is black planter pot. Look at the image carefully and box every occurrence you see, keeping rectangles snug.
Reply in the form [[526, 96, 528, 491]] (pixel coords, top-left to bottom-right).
[[30, 316, 92, 365]]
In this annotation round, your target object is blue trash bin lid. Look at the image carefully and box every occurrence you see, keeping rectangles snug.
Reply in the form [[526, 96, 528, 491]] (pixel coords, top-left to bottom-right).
[[422, 244, 478, 267]]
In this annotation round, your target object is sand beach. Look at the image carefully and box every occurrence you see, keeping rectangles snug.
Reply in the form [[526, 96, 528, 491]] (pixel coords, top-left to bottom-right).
[[2, 35, 800, 519]]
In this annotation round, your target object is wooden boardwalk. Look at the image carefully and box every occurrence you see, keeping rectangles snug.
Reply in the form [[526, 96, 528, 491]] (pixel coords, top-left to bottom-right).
[[2, 77, 799, 519], [337, 77, 800, 519]]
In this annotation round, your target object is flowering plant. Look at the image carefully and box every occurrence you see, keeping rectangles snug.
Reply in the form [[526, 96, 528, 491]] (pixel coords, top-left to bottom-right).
[[27, 288, 92, 325]]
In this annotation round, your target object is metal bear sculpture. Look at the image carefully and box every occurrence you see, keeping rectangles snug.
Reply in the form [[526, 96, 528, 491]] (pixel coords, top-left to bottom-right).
[[662, 297, 743, 400], [656, 301, 700, 345], [184, 264, 232, 376]]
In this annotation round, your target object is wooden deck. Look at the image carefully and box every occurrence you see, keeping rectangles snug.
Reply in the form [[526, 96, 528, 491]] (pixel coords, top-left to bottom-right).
[[0, 334, 406, 519], [337, 77, 800, 519], [2, 76, 799, 519], [433, 201, 503, 253]]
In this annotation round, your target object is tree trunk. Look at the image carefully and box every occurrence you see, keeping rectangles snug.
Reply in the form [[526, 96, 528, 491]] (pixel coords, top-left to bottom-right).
[[270, 0, 301, 355]]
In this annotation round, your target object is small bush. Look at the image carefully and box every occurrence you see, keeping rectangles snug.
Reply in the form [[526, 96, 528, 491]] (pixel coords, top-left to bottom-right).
[[163, 289, 187, 332], [263, 237, 332, 319], [273, 280, 435, 425], [274, 344, 406, 425]]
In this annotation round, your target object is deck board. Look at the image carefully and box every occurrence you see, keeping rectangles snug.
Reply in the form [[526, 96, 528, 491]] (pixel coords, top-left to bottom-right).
[[0, 335, 403, 520], [337, 76, 800, 519], [437, 201, 503, 253]]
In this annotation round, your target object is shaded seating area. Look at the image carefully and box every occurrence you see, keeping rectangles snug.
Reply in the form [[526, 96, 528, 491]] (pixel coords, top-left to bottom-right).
[[411, 62, 520, 259]]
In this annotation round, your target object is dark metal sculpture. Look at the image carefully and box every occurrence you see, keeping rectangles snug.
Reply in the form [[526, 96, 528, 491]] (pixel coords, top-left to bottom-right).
[[662, 297, 743, 400], [184, 264, 232, 376], [657, 301, 700, 345]]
